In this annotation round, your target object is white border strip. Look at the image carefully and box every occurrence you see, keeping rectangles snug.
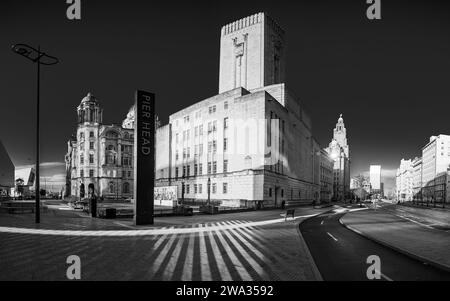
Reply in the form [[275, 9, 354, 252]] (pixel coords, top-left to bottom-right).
[[0, 214, 318, 237]]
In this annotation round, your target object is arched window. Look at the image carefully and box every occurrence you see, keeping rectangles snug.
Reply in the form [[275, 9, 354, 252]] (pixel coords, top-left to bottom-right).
[[123, 182, 130, 194], [109, 182, 115, 194], [106, 131, 118, 139]]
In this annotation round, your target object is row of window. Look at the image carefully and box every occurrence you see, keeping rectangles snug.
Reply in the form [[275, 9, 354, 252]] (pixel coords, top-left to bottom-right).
[[79, 131, 133, 141], [79, 170, 132, 179], [175, 138, 230, 161], [175, 118, 229, 144], [183, 182, 228, 195], [175, 160, 229, 178], [80, 153, 132, 166]]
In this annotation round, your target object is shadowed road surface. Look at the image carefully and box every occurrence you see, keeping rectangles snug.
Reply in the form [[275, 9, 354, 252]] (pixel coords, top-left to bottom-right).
[[300, 208, 450, 281]]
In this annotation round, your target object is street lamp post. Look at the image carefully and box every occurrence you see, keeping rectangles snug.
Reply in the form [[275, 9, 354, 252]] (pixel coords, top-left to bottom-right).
[[207, 177, 211, 206], [11, 44, 59, 224]]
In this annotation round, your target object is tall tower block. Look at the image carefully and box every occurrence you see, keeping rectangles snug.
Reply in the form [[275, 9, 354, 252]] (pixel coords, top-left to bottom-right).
[[219, 12, 286, 94]]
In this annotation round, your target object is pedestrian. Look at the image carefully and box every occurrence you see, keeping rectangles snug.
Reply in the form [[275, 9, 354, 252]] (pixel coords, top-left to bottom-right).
[[88, 183, 97, 218]]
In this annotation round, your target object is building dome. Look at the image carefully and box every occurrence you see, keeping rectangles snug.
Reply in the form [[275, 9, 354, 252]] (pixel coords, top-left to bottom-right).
[[81, 92, 98, 104]]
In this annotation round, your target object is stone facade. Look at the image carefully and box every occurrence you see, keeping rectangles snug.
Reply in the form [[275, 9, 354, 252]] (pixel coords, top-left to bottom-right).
[[65, 93, 135, 200], [326, 115, 351, 201], [219, 13, 286, 94], [153, 12, 324, 208]]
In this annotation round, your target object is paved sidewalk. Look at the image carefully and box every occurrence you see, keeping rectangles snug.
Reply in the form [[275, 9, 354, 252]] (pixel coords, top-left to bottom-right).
[[341, 209, 450, 272], [0, 206, 329, 280]]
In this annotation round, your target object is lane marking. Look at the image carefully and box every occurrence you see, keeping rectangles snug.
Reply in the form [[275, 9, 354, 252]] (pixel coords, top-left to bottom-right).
[[395, 215, 434, 229], [327, 232, 338, 242]]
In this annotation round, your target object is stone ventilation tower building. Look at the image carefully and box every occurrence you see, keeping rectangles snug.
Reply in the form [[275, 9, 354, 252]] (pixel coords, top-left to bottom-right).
[[219, 12, 285, 93], [326, 114, 351, 201]]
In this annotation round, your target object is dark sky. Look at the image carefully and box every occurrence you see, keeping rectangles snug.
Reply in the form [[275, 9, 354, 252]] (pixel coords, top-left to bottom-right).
[[1, 0, 450, 192]]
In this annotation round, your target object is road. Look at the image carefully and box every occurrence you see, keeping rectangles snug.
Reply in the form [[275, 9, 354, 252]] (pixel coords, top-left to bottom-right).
[[300, 207, 450, 281]]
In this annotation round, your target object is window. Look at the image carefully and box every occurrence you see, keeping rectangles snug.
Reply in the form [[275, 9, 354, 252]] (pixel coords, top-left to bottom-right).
[[213, 121, 217, 132], [224, 118, 229, 129], [187, 165, 190, 177], [224, 138, 228, 152], [213, 140, 217, 153], [187, 147, 190, 159], [199, 184, 203, 194], [281, 189, 284, 198], [79, 132, 84, 140], [80, 153, 84, 165], [213, 161, 217, 174], [175, 133, 179, 144], [269, 188, 272, 197], [195, 126, 199, 137], [208, 122, 212, 134], [122, 156, 131, 167], [80, 169, 84, 178], [175, 167, 179, 179], [183, 148, 186, 159], [199, 163, 203, 175], [194, 164, 198, 176], [128, 171, 131, 178], [89, 154, 94, 164], [194, 184, 198, 194], [186, 184, 190, 194], [209, 105, 216, 114], [89, 169, 94, 178], [122, 170, 126, 178], [89, 142, 94, 150], [176, 150, 179, 161], [184, 115, 190, 123], [223, 160, 228, 173], [183, 166, 186, 178], [224, 101, 228, 110], [212, 183, 217, 194], [109, 182, 114, 194], [208, 162, 212, 175], [89, 131, 94, 138], [223, 183, 228, 194], [199, 125, 203, 136], [123, 182, 130, 194]]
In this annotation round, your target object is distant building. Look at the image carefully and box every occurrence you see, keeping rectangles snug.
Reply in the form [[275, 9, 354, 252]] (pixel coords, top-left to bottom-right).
[[395, 159, 413, 202], [411, 157, 422, 201], [370, 165, 382, 197], [13, 167, 36, 198], [319, 149, 334, 203], [421, 135, 450, 205], [326, 114, 350, 201], [0, 140, 14, 198]]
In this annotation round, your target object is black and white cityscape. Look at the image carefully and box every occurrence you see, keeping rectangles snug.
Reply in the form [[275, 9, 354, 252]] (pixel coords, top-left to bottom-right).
[[1, 0, 450, 287]]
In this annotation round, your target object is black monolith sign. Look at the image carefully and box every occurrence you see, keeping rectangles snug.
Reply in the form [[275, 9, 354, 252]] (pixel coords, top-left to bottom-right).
[[134, 90, 155, 225]]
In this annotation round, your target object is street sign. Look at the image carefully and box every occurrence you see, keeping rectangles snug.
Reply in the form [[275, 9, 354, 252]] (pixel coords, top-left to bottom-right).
[[134, 90, 155, 225]]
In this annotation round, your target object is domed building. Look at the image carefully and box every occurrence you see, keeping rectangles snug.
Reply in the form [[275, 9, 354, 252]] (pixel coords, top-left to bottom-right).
[[65, 93, 135, 200]]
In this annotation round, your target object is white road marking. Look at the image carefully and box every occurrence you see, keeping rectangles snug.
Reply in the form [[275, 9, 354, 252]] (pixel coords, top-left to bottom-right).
[[0, 214, 319, 237], [395, 215, 434, 229], [327, 232, 338, 242]]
